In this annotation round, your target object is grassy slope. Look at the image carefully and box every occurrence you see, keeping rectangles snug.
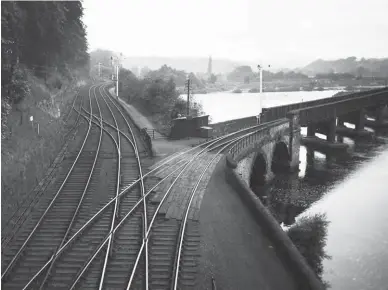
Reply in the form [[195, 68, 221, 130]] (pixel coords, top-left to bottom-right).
[[1, 73, 84, 228]]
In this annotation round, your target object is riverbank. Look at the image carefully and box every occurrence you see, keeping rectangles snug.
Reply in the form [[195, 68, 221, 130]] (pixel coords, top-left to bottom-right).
[[260, 132, 388, 289], [197, 158, 299, 290]]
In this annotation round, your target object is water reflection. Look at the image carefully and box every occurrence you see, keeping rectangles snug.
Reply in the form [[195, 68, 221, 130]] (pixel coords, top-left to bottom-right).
[[255, 129, 388, 289]]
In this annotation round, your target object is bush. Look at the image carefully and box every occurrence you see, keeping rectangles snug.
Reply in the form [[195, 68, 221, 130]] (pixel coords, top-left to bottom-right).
[[120, 68, 205, 134], [1, 65, 30, 141], [287, 213, 330, 287]]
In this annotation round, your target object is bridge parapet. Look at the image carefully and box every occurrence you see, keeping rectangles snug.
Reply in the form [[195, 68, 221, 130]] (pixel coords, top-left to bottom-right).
[[291, 89, 388, 126], [210, 116, 258, 137], [262, 87, 388, 123], [229, 119, 289, 162]]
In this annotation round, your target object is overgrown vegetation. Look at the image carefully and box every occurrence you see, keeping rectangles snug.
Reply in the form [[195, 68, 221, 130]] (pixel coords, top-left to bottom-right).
[[117, 67, 204, 135], [1, 1, 89, 139], [287, 213, 331, 288], [146, 65, 205, 89], [1, 1, 89, 227]]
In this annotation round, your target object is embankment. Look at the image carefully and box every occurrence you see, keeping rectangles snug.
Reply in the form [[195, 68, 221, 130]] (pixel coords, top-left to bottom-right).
[[1, 75, 86, 230], [225, 155, 325, 290]]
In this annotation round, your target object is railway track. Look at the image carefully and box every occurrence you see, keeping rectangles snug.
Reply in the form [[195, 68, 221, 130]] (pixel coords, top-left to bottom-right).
[[1, 92, 84, 250], [1, 83, 118, 289], [71, 99, 278, 289], [71, 105, 267, 289], [2, 81, 279, 289]]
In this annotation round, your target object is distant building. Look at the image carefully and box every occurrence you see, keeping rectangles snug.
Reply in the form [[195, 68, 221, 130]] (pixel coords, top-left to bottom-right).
[[207, 56, 212, 76], [130, 66, 139, 77], [217, 74, 227, 82]]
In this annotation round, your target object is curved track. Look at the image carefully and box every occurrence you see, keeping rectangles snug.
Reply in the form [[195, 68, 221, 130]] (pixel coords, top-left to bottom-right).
[[1, 92, 83, 250], [2, 81, 276, 289]]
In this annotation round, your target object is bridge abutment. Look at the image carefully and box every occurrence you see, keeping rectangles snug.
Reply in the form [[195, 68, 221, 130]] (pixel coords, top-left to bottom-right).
[[286, 111, 301, 172], [327, 117, 337, 142], [365, 103, 388, 129], [336, 108, 374, 139], [337, 109, 366, 130], [301, 113, 349, 152], [306, 122, 316, 137]]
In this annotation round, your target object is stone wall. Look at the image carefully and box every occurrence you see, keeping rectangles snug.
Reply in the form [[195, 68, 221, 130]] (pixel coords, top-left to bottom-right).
[[210, 116, 258, 137], [235, 152, 256, 185], [230, 120, 292, 185], [224, 156, 325, 290], [170, 115, 210, 139]]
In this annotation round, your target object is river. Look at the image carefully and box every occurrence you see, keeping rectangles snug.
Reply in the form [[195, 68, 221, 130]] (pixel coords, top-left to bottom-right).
[[197, 91, 388, 289], [190, 90, 341, 123]]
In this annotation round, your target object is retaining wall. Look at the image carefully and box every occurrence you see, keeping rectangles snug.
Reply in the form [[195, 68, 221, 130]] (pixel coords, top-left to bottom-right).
[[225, 155, 325, 290]]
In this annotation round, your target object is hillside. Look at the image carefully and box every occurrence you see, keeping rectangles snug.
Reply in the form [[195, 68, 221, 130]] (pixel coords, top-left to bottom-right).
[[300, 57, 388, 78], [121, 56, 255, 74], [1, 1, 89, 226]]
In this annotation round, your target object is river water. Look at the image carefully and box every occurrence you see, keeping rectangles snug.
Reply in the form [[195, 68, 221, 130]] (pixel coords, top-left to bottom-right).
[[266, 134, 388, 290], [197, 91, 388, 290], [191, 90, 340, 123]]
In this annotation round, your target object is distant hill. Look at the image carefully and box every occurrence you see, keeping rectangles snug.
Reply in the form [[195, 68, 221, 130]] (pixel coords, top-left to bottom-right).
[[146, 65, 205, 89], [121, 56, 256, 74], [298, 57, 388, 78], [89, 50, 206, 87]]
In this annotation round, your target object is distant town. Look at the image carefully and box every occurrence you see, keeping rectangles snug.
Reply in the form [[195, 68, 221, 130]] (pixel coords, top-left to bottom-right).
[[90, 50, 388, 95], [127, 56, 388, 95]]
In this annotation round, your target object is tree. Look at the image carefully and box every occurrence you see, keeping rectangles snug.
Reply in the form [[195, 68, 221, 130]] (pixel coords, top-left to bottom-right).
[[1, 0, 90, 137], [287, 213, 330, 287], [209, 73, 217, 84], [357, 66, 365, 79]]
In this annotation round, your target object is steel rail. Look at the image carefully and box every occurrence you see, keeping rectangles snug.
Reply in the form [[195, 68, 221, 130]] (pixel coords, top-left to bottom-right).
[[1, 92, 83, 250], [21, 92, 121, 290], [82, 108, 140, 161], [63, 93, 83, 140], [63, 90, 79, 123], [38, 84, 104, 289], [171, 140, 230, 290], [22, 120, 275, 286], [71, 128, 244, 290], [101, 83, 149, 289], [95, 84, 122, 290], [125, 129, 245, 289], [1, 84, 96, 281]]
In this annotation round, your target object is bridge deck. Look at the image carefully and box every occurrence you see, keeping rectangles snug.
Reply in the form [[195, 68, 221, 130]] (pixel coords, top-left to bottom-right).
[[197, 159, 298, 290]]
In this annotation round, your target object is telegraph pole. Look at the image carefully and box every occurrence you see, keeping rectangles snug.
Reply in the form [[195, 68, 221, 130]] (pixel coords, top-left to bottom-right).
[[257, 64, 271, 123], [116, 64, 119, 99], [110, 56, 119, 99], [186, 75, 190, 117], [98, 62, 101, 77]]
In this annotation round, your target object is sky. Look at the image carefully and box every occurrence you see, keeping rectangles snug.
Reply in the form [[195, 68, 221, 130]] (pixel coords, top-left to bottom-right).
[[82, 0, 388, 68]]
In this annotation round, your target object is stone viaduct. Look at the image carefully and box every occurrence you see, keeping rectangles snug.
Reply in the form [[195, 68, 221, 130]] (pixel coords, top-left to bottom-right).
[[164, 87, 388, 289], [225, 87, 388, 186], [169, 87, 388, 186]]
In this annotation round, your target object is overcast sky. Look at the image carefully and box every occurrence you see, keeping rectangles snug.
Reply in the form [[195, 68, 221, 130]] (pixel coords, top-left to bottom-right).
[[82, 0, 388, 68]]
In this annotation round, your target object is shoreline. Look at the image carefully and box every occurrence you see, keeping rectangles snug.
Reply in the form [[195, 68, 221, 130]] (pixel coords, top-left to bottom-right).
[[177, 85, 386, 95]]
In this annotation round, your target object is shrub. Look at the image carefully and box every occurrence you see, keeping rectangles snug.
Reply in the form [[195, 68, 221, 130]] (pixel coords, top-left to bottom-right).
[[120, 68, 205, 134], [287, 213, 330, 287]]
